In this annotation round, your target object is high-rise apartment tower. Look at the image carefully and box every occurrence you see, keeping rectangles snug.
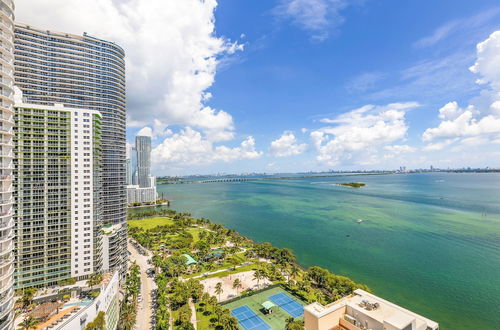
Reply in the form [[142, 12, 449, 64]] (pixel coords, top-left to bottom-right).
[[13, 23, 127, 277], [0, 1, 15, 329], [13, 94, 103, 288], [135, 135, 151, 188]]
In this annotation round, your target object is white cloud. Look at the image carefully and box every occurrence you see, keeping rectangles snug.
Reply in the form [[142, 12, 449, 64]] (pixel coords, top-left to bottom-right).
[[136, 127, 152, 138], [16, 0, 243, 142], [151, 128, 261, 166], [422, 139, 459, 151], [310, 102, 419, 166], [423, 31, 500, 149], [273, 0, 349, 41], [413, 7, 500, 48], [270, 132, 307, 157], [469, 30, 500, 89]]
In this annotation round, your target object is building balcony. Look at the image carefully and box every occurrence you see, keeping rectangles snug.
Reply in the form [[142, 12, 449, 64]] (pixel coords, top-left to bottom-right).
[[0, 264, 13, 283], [0, 296, 13, 327], [0, 242, 12, 258]]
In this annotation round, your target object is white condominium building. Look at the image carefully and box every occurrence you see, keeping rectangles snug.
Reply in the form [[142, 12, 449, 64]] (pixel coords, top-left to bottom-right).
[[304, 289, 439, 330], [0, 1, 15, 329], [13, 92, 103, 287]]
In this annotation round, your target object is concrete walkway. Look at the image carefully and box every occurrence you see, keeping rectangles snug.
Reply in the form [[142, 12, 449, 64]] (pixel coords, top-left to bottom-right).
[[128, 240, 157, 330], [189, 298, 197, 329]]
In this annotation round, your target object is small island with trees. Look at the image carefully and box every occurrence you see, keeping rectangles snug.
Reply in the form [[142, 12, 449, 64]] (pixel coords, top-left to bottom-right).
[[336, 182, 366, 188]]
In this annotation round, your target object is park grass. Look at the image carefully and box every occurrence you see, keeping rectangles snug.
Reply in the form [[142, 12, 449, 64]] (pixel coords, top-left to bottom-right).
[[187, 227, 204, 242], [195, 302, 217, 330], [184, 261, 258, 279], [127, 217, 174, 230], [222, 286, 305, 329]]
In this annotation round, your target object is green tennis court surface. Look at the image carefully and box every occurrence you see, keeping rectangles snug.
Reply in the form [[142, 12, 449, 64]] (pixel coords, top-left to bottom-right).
[[223, 286, 306, 329]]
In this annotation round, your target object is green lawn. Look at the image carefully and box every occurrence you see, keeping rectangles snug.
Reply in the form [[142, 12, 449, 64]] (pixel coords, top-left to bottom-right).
[[187, 227, 204, 242], [195, 302, 217, 330], [222, 286, 305, 330], [127, 217, 174, 230]]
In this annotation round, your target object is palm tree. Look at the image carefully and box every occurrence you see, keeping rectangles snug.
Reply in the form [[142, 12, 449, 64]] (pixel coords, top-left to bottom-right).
[[214, 305, 224, 325], [214, 282, 223, 302], [253, 269, 265, 289], [21, 287, 37, 309], [290, 265, 300, 281], [208, 296, 218, 315], [232, 278, 242, 295], [118, 301, 137, 330], [18, 316, 38, 330]]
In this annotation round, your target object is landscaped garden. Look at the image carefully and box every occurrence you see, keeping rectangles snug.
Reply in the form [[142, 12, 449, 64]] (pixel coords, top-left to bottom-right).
[[126, 208, 369, 329]]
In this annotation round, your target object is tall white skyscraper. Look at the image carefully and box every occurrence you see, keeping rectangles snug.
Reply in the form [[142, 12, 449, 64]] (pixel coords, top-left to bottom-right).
[[0, 1, 15, 329], [136, 135, 151, 188]]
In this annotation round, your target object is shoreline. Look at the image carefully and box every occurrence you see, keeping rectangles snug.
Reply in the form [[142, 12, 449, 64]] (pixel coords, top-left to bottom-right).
[[127, 202, 170, 209]]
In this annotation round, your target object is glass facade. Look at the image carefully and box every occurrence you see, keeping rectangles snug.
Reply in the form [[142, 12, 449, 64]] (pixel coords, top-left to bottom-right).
[[0, 1, 15, 329], [13, 23, 127, 277]]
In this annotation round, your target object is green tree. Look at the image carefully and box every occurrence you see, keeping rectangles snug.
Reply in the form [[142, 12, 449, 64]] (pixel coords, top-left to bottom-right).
[[208, 296, 218, 315], [20, 287, 37, 308], [177, 303, 192, 325], [85, 311, 106, 330], [253, 269, 266, 289], [18, 316, 38, 330], [285, 317, 304, 330], [232, 278, 242, 295], [87, 273, 103, 287], [214, 305, 224, 325], [214, 282, 223, 302]]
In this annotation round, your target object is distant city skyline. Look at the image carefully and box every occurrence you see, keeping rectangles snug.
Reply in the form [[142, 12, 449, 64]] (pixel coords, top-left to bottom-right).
[[14, 0, 500, 175]]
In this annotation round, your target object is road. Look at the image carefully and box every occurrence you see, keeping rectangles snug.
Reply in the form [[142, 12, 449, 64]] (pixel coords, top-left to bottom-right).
[[128, 240, 157, 330]]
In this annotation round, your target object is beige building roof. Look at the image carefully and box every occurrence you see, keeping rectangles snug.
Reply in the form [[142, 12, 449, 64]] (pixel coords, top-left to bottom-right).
[[304, 289, 439, 330]]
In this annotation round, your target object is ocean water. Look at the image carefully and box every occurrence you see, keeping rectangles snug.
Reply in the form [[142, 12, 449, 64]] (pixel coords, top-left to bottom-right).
[[146, 173, 500, 329]]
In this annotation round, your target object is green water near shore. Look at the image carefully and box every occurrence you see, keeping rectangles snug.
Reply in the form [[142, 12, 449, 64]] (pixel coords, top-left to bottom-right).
[[134, 173, 500, 329]]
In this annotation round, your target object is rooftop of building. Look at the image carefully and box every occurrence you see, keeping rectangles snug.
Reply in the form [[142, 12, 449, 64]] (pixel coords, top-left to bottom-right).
[[304, 289, 438, 330], [101, 223, 123, 235], [14, 21, 125, 54]]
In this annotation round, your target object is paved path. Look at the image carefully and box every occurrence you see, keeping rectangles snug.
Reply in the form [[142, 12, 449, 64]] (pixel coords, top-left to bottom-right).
[[128, 240, 157, 330], [189, 299, 197, 329]]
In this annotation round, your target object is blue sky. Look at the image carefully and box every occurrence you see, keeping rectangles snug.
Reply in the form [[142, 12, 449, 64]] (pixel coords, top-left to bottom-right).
[[17, 0, 500, 175]]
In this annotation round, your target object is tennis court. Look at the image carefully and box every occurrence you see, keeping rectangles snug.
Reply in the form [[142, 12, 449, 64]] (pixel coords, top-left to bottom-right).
[[223, 286, 305, 329], [231, 305, 270, 330], [269, 292, 304, 318]]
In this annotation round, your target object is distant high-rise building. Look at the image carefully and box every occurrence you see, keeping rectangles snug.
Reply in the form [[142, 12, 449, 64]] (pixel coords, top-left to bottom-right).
[[13, 23, 128, 278], [135, 135, 151, 188], [0, 1, 15, 329], [13, 95, 103, 288], [126, 134, 156, 204], [129, 146, 137, 185]]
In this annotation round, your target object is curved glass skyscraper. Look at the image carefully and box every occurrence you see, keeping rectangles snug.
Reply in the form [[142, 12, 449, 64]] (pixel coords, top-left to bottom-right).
[[0, 1, 15, 329], [13, 23, 127, 277]]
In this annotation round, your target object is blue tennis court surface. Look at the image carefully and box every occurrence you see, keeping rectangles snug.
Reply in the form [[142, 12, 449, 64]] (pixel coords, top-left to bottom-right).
[[231, 305, 270, 330], [269, 292, 304, 318]]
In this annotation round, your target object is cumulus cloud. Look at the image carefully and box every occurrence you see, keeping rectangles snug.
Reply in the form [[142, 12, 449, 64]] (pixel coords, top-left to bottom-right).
[[273, 0, 350, 41], [423, 31, 500, 149], [151, 128, 262, 166], [310, 102, 419, 166], [16, 0, 243, 142], [270, 132, 307, 157], [136, 127, 152, 138]]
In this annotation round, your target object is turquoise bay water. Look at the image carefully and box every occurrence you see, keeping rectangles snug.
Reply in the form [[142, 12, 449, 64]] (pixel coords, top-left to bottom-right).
[[151, 173, 500, 329]]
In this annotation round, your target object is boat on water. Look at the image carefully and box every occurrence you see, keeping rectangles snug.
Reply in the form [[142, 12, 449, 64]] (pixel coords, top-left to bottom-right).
[[356, 219, 363, 223]]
